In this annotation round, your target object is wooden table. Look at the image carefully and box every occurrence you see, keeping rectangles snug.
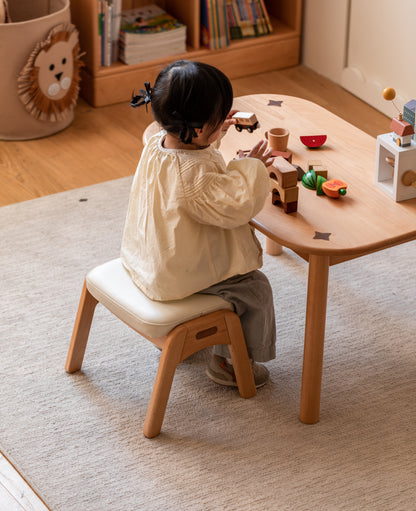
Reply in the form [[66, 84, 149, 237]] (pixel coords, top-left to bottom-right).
[[143, 94, 416, 423]]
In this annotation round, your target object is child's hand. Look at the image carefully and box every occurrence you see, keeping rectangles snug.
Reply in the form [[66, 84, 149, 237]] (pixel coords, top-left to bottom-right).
[[238, 139, 274, 167], [221, 109, 238, 132]]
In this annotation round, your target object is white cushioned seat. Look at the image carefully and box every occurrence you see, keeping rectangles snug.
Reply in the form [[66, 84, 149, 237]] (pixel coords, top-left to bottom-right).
[[86, 258, 233, 338]]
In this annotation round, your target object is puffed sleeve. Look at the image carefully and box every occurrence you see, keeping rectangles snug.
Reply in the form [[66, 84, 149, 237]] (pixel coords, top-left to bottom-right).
[[182, 157, 270, 229]]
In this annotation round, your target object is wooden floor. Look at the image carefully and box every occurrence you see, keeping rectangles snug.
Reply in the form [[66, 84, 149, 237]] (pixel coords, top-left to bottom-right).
[[0, 66, 390, 207], [0, 65, 391, 510], [0, 453, 49, 511]]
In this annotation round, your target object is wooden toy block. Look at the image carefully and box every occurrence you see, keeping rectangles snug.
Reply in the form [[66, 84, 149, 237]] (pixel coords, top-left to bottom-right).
[[271, 156, 298, 188], [294, 165, 305, 180], [271, 150, 292, 162], [270, 177, 299, 203], [283, 201, 298, 213], [308, 160, 328, 179], [313, 167, 328, 179], [308, 160, 321, 170], [403, 100, 416, 130], [282, 185, 298, 203], [269, 167, 299, 214], [271, 190, 298, 213]]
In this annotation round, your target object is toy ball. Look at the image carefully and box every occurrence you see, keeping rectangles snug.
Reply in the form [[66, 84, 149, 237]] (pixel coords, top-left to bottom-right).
[[301, 170, 317, 190], [383, 87, 396, 101]]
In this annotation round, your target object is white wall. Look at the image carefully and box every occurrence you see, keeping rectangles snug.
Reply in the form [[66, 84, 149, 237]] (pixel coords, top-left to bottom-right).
[[302, 0, 349, 83], [302, 0, 416, 118]]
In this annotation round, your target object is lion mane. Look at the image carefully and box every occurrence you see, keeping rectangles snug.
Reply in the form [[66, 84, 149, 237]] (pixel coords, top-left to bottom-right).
[[18, 23, 84, 122]]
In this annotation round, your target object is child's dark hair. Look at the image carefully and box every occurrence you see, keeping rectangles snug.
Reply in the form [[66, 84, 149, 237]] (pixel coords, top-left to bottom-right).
[[150, 60, 233, 144]]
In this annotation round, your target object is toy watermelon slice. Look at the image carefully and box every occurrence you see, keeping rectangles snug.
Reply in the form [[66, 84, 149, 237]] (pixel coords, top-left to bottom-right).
[[300, 135, 327, 148], [301, 169, 317, 190], [316, 175, 327, 195]]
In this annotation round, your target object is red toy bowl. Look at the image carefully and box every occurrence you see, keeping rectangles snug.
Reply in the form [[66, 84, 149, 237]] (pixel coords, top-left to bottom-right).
[[300, 135, 327, 148]]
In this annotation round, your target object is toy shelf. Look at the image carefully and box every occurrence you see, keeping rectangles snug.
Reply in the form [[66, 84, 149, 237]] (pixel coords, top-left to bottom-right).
[[375, 133, 416, 202], [70, 0, 302, 107]]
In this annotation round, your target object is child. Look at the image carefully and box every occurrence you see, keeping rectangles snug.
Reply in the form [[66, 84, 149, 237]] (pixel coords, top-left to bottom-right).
[[121, 60, 276, 388]]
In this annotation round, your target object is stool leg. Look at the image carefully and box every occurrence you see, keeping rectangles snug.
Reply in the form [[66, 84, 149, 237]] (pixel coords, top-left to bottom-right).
[[143, 327, 186, 438], [65, 280, 98, 373], [224, 312, 256, 399]]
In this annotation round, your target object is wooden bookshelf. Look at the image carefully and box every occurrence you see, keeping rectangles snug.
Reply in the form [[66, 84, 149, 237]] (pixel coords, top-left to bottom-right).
[[70, 0, 302, 107]]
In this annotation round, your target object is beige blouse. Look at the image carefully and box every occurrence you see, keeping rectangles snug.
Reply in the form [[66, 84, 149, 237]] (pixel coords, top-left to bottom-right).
[[121, 130, 270, 301]]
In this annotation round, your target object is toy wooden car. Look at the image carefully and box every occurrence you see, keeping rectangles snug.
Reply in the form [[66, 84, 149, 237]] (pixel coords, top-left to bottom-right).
[[232, 112, 259, 133]]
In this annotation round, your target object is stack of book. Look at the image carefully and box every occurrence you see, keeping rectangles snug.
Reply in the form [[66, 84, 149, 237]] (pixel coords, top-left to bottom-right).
[[201, 0, 272, 49], [118, 4, 187, 65]]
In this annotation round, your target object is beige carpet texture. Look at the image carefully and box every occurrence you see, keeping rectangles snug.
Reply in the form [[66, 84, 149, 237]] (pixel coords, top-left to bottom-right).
[[0, 176, 415, 511]]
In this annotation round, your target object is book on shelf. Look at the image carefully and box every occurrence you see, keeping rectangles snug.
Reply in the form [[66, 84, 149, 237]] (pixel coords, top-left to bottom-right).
[[200, 0, 230, 50], [225, 0, 272, 40], [118, 4, 186, 65], [98, 0, 122, 66]]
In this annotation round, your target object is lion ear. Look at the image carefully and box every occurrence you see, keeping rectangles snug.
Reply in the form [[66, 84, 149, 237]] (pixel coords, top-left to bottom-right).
[[34, 49, 47, 68], [68, 31, 78, 50]]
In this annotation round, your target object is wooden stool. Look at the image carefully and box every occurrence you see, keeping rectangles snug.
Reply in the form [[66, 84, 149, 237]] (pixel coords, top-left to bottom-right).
[[65, 259, 256, 438]]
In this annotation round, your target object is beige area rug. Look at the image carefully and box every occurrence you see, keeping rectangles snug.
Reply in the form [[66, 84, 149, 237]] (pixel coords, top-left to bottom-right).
[[0, 177, 415, 511]]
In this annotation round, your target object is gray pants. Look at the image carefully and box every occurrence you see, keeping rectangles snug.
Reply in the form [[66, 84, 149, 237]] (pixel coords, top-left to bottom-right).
[[199, 270, 276, 362]]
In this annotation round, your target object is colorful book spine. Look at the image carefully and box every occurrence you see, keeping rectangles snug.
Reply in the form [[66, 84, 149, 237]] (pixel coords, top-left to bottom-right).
[[257, 0, 272, 33], [250, 0, 266, 35], [104, 1, 113, 66], [209, 0, 219, 49], [222, 0, 230, 46], [98, 0, 105, 65], [111, 0, 122, 62], [200, 0, 213, 48], [226, 0, 271, 39], [201, 0, 230, 50], [216, 0, 229, 48], [237, 0, 248, 21]]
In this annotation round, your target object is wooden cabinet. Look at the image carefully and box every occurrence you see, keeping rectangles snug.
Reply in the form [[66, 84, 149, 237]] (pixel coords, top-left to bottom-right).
[[70, 0, 302, 107]]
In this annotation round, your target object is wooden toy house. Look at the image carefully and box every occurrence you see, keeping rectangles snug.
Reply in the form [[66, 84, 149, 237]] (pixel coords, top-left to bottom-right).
[[390, 115, 414, 147]]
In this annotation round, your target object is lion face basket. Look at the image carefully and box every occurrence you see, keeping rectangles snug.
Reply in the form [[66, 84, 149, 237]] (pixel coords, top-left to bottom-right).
[[0, 0, 83, 140]]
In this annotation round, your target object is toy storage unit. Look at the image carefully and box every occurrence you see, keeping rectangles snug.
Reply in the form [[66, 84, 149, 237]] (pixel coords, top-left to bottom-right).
[[376, 133, 416, 202], [0, 0, 74, 140]]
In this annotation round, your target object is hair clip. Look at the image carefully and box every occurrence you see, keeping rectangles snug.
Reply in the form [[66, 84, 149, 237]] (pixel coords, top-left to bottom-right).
[[130, 82, 152, 110]]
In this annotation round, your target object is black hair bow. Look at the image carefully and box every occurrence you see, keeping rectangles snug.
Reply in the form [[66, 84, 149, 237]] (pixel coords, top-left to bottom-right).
[[171, 110, 201, 144], [130, 82, 152, 110]]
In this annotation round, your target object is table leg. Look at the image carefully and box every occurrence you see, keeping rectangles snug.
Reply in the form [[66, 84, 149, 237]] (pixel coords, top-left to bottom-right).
[[265, 237, 283, 255], [300, 254, 330, 424]]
